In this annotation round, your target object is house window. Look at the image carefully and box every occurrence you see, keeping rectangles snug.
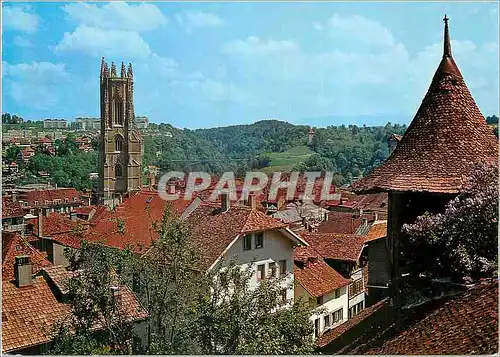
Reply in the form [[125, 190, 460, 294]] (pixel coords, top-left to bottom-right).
[[64, 198, 69, 203], [324, 314, 331, 328], [243, 234, 252, 250], [279, 260, 287, 276], [334, 288, 341, 299], [314, 318, 320, 338], [268, 262, 277, 278], [257, 264, 266, 281], [34, 201, 38, 206], [255, 232, 264, 249], [348, 301, 364, 318], [316, 296, 323, 305], [332, 308, 343, 323], [280, 288, 287, 302]]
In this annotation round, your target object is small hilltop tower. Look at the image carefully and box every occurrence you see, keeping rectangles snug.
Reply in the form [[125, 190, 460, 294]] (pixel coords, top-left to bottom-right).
[[99, 58, 143, 207], [308, 127, 316, 146]]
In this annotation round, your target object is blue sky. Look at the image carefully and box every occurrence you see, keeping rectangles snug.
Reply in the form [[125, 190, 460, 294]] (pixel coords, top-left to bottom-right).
[[2, 1, 499, 129]]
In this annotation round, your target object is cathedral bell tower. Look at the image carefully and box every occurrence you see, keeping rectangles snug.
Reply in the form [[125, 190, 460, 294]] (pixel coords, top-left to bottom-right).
[[99, 58, 142, 206]]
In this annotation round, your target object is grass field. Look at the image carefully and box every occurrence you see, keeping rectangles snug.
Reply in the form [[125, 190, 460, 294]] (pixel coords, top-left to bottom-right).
[[259, 145, 313, 174]]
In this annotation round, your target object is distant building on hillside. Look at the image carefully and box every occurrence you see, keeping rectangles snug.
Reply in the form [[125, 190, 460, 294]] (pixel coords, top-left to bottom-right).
[[134, 116, 149, 129], [43, 119, 67, 129], [308, 127, 316, 146], [75, 117, 100, 131]]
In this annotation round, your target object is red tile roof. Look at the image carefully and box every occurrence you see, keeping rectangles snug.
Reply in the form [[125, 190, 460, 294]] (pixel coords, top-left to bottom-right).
[[301, 232, 367, 262], [294, 246, 350, 297], [85, 191, 193, 252], [28, 212, 89, 249], [316, 211, 368, 234], [2, 266, 147, 353], [2, 198, 25, 218], [2, 232, 52, 281], [2, 276, 70, 353], [353, 19, 498, 194], [185, 202, 288, 270], [364, 221, 388, 243], [365, 282, 498, 355], [25, 188, 81, 207]]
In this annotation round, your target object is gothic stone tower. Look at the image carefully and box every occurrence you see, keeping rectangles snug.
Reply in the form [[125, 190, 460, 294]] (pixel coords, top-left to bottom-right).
[[99, 58, 142, 205]]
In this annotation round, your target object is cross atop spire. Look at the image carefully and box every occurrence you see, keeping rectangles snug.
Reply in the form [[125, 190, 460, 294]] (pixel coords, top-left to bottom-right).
[[443, 14, 452, 58]]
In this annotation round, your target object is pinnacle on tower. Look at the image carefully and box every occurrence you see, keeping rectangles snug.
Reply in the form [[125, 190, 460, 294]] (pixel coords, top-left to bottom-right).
[[443, 14, 451, 58], [100, 57, 106, 78], [110, 62, 117, 77], [121, 62, 126, 78], [127, 63, 133, 79]]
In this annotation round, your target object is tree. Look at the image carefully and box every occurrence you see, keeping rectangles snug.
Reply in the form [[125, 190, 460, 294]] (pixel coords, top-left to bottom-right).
[[49, 241, 137, 355], [192, 261, 315, 355], [5, 146, 21, 162], [122, 205, 204, 354], [402, 162, 498, 283]]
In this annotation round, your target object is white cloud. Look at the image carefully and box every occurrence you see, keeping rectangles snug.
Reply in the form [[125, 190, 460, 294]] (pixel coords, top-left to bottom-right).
[[326, 13, 396, 49], [62, 2, 167, 32], [222, 36, 299, 56], [55, 25, 151, 58], [12, 36, 34, 48], [176, 11, 224, 32], [218, 13, 497, 118], [3, 6, 39, 34], [3, 61, 70, 110]]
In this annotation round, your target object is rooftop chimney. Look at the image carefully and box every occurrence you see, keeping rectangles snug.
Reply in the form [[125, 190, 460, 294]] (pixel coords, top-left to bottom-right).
[[221, 192, 230, 212], [15, 255, 32, 287], [245, 194, 256, 209], [70, 212, 77, 222], [37, 208, 43, 237]]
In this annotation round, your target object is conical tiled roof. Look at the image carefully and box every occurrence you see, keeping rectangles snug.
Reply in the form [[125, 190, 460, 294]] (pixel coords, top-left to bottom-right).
[[353, 16, 498, 194]]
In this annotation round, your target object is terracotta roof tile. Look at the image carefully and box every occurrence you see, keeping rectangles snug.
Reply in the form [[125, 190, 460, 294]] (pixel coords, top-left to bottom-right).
[[2, 198, 25, 218], [365, 282, 498, 355], [316, 211, 367, 234], [364, 221, 388, 243], [2, 276, 70, 353], [185, 203, 287, 270], [353, 19, 498, 194], [85, 191, 193, 252], [294, 246, 350, 297], [27, 213, 89, 249], [2, 269, 147, 353], [301, 232, 366, 262], [2, 232, 52, 281], [25, 188, 82, 207]]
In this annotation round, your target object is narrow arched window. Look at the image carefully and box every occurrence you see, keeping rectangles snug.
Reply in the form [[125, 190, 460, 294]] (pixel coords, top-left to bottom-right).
[[115, 135, 123, 152], [114, 99, 123, 125], [115, 164, 123, 177]]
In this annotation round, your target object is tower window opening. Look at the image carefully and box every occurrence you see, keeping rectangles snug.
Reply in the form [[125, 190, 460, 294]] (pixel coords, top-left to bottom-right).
[[113, 99, 124, 126], [115, 164, 123, 178], [115, 135, 123, 152]]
